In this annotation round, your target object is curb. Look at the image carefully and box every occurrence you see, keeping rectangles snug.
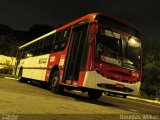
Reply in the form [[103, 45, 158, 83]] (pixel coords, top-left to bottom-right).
[[4, 77, 18, 80], [3, 77, 160, 105], [127, 96, 160, 104]]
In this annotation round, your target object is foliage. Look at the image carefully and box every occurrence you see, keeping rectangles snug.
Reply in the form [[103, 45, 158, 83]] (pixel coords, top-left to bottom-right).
[[28, 24, 55, 40], [0, 24, 55, 56], [0, 67, 13, 74], [0, 25, 20, 56], [141, 38, 160, 99]]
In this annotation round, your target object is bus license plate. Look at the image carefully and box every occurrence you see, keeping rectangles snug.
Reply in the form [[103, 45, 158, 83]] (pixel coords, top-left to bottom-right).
[[116, 83, 124, 88]]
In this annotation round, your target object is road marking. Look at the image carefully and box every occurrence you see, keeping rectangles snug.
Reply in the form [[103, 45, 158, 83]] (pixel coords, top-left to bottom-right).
[[5, 77, 17, 80]]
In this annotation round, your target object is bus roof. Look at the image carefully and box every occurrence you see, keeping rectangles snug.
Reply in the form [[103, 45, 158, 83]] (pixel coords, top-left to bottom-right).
[[57, 13, 140, 33], [19, 13, 97, 49], [19, 13, 140, 49]]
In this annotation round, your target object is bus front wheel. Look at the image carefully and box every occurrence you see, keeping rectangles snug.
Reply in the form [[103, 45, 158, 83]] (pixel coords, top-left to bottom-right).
[[50, 71, 64, 94], [88, 90, 103, 99], [123, 95, 127, 98]]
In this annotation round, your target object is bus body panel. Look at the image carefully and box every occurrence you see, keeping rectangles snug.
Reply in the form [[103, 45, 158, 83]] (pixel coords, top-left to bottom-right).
[[83, 71, 141, 96], [18, 54, 49, 81], [45, 53, 66, 82]]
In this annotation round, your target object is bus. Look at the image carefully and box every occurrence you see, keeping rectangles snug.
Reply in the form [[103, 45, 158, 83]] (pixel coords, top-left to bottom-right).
[[15, 13, 142, 99]]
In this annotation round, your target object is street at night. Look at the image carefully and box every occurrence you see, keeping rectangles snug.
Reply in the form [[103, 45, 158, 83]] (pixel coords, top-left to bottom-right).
[[0, 78, 160, 120]]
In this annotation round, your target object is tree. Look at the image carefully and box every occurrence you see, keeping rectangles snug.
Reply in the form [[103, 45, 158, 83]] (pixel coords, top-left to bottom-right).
[[141, 38, 160, 99], [28, 24, 55, 40], [0, 24, 19, 56]]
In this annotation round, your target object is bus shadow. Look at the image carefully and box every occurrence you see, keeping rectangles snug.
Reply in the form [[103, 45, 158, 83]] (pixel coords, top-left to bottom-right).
[[61, 91, 119, 108], [27, 80, 119, 108]]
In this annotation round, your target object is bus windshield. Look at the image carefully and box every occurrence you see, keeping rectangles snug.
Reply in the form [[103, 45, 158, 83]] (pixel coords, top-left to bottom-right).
[[95, 27, 141, 71]]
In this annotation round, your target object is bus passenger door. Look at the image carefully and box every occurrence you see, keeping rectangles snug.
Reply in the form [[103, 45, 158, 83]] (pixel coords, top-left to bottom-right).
[[63, 24, 89, 84]]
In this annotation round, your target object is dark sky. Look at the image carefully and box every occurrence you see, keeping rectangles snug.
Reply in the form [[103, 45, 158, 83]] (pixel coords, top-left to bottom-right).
[[0, 0, 160, 40]]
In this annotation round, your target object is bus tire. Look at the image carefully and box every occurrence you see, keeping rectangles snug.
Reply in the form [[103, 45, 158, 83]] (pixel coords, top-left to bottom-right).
[[88, 90, 103, 99], [113, 93, 117, 97], [107, 92, 111, 96], [123, 95, 127, 98], [18, 68, 27, 83], [50, 71, 64, 94]]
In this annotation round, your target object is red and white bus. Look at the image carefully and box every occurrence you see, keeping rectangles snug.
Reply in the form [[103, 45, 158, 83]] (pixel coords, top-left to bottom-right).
[[15, 13, 142, 99]]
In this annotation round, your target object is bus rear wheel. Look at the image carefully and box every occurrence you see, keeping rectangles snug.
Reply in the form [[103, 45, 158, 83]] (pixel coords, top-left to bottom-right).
[[88, 90, 103, 99], [18, 68, 27, 83], [50, 71, 64, 94]]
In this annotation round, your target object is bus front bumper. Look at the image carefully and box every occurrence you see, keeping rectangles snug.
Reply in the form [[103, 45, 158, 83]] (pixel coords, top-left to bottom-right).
[[83, 71, 141, 96]]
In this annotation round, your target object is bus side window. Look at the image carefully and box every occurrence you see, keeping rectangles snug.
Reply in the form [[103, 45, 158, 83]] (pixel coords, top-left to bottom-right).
[[26, 53, 33, 58], [59, 41, 67, 51], [31, 43, 35, 55], [23, 43, 34, 58], [52, 44, 59, 52], [40, 38, 45, 47], [26, 50, 34, 58], [55, 32, 61, 42], [51, 28, 70, 52], [43, 37, 49, 46], [61, 42, 66, 48], [33, 39, 45, 56], [42, 44, 52, 54], [50, 33, 56, 44], [47, 34, 55, 45], [41, 37, 52, 55], [62, 28, 70, 39], [30, 43, 35, 51], [34, 48, 41, 56], [52, 41, 67, 52]]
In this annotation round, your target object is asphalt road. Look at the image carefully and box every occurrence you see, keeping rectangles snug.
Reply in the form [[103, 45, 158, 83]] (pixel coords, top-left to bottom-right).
[[0, 78, 160, 120]]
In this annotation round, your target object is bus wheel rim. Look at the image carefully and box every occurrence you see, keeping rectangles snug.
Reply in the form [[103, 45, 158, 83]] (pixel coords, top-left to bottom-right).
[[53, 77, 58, 87]]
